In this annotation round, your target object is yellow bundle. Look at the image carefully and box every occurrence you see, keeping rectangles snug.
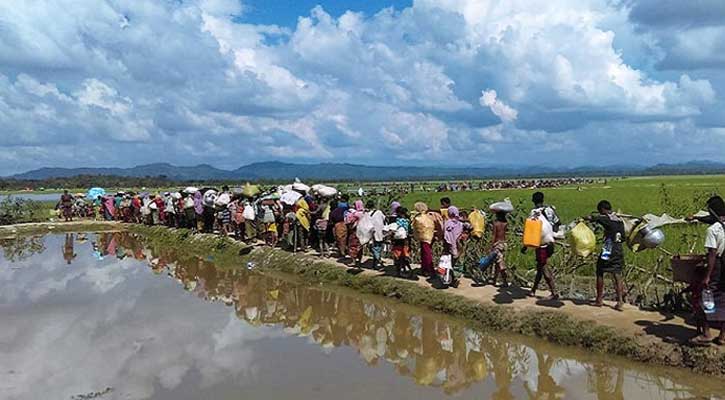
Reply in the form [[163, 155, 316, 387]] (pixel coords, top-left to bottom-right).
[[469, 209, 486, 239], [413, 213, 435, 243], [569, 222, 596, 257], [242, 183, 260, 197]]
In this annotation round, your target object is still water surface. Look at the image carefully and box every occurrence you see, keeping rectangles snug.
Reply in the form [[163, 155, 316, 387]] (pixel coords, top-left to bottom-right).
[[0, 193, 62, 202], [0, 233, 723, 400]]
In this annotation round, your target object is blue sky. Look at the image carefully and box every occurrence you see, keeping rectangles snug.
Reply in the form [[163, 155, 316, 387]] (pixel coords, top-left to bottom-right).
[[243, 0, 412, 26], [1, 0, 725, 174]]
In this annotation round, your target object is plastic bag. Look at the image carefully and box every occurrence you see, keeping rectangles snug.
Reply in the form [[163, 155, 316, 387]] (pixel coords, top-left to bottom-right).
[[489, 198, 514, 213], [437, 255, 453, 285], [540, 215, 554, 244], [262, 207, 275, 224], [569, 222, 596, 257], [469, 209, 486, 239], [394, 225, 408, 240], [356, 214, 375, 245], [243, 204, 256, 220], [478, 252, 498, 271], [214, 193, 231, 207], [242, 183, 260, 198]]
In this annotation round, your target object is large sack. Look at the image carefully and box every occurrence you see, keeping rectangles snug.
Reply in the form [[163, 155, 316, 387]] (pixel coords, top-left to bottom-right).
[[394, 225, 408, 240], [413, 213, 435, 243], [280, 191, 302, 206], [383, 223, 399, 236], [489, 198, 514, 213], [203, 190, 217, 207], [215, 193, 231, 207], [243, 204, 256, 221], [469, 209, 486, 239], [569, 222, 596, 257], [356, 214, 375, 245], [430, 212, 445, 241], [292, 182, 310, 193], [317, 186, 337, 198], [540, 215, 555, 244]]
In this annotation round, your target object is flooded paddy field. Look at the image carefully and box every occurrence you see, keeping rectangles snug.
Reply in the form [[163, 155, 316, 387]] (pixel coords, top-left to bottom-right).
[[1, 232, 723, 400]]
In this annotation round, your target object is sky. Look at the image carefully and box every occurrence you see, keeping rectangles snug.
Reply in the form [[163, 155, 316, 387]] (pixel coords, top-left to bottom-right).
[[1, 0, 725, 174]]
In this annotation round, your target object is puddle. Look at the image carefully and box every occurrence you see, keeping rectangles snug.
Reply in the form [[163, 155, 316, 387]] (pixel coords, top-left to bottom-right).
[[0, 232, 723, 399]]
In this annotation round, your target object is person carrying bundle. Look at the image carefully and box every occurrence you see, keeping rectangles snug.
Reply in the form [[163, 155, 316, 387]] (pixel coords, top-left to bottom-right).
[[392, 207, 412, 277], [412, 202, 436, 277], [523, 192, 559, 300], [364, 200, 386, 270], [584, 200, 625, 311]]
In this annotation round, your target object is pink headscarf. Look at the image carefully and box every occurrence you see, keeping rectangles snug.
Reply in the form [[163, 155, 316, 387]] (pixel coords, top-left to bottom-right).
[[345, 200, 365, 224], [444, 206, 463, 246]]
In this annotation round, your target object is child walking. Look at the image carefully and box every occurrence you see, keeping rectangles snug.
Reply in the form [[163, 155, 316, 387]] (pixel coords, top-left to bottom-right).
[[584, 200, 625, 311], [392, 207, 412, 277], [491, 211, 509, 287]]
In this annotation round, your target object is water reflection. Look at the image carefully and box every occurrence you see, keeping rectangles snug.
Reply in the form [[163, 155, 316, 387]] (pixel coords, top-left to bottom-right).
[[135, 233, 720, 400], [0, 235, 46, 262], [0, 232, 722, 400]]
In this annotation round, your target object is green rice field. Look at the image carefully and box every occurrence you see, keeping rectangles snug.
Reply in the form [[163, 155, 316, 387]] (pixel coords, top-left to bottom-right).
[[395, 175, 725, 304]]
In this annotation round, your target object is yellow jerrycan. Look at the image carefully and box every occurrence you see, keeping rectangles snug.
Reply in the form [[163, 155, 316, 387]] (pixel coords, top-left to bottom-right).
[[523, 217, 543, 248]]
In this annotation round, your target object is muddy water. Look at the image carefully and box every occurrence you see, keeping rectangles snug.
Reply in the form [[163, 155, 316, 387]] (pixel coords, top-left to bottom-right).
[[0, 233, 723, 400]]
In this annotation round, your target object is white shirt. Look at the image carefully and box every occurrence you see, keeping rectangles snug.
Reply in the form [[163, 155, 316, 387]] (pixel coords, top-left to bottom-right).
[[704, 222, 725, 256]]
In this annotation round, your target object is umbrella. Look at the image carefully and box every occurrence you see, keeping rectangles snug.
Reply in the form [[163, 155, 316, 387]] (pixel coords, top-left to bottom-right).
[[86, 187, 106, 200], [183, 186, 199, 194]]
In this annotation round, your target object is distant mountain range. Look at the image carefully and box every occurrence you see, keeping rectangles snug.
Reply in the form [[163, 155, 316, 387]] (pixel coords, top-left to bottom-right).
[[9, 160, 725, 182]]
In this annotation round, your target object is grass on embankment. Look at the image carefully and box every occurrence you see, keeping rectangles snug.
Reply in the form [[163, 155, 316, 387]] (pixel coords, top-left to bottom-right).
[[130, 224, 725, 376], [0, 221, 125, 239]]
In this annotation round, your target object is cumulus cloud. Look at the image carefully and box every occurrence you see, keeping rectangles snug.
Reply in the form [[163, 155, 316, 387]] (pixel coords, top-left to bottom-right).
[[0, 0, 723, 173], [480, 90, 518, 123]]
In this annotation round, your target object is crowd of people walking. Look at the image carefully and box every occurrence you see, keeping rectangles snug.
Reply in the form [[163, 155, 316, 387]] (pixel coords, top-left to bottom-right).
[[58, 181, 725, 346]]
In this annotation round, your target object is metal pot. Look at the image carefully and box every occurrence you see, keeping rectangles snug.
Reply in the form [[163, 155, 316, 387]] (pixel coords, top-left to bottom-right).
[[639, 225, 665, 249]]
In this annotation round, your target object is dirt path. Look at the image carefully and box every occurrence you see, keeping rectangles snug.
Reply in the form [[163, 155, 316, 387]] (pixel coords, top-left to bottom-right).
[[315, 254, 694, 348]]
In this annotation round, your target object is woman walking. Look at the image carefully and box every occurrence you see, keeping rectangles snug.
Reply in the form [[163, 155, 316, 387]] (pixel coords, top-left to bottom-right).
[[413, 202, 435, 277]]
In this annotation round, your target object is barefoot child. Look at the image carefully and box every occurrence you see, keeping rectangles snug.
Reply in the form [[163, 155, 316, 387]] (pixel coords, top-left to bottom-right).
[[584, 200, 625, 311], [491, 211, 509, 287]]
